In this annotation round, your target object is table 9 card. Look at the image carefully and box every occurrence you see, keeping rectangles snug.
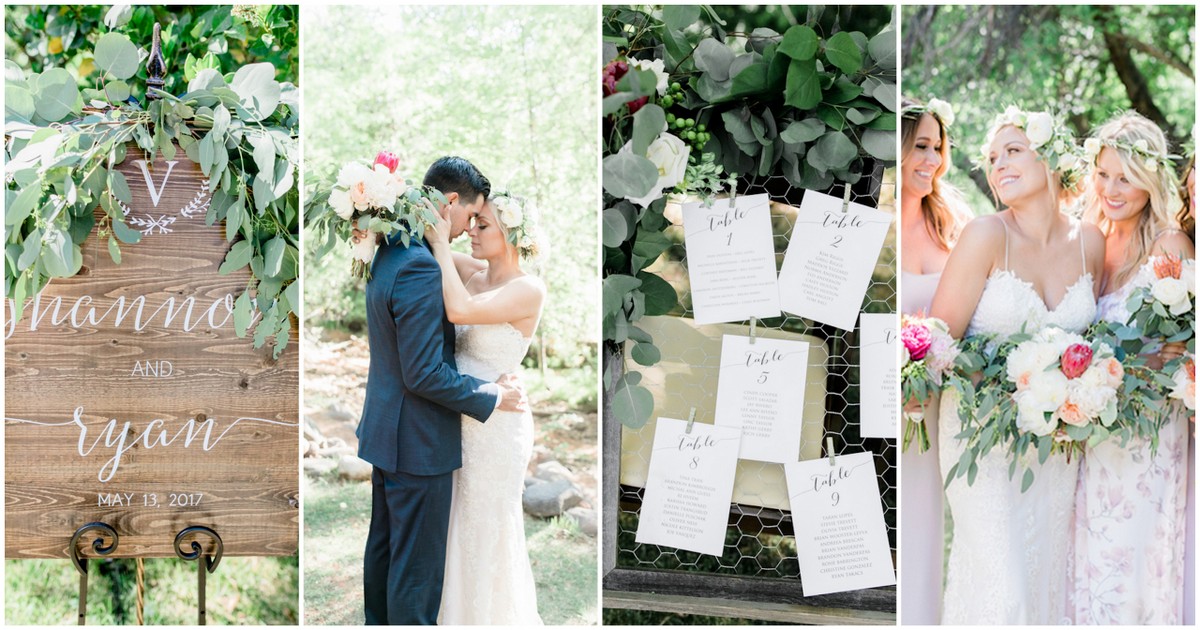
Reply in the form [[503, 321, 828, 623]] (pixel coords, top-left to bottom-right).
[[777, 190, 893, 331], [681, 194, 781, 325], [635, 417, 742, 557], [784, 451, 897, 596], [714, 334, 810, 463], [858, 313, 899, 439]]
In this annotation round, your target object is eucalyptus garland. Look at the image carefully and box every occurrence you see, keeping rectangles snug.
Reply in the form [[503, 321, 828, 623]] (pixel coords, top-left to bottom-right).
[[4, 30, 299, 357], [602, 5, 897, 429]]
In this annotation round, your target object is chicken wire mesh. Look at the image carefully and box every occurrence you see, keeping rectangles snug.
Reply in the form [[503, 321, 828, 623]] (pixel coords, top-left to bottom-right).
[[609, 163, 897, 593]]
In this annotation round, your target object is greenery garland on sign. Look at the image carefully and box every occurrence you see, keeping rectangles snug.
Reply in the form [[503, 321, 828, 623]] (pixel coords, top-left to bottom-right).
[[602, 5, 897, 429], [4, 27, 299, 357]]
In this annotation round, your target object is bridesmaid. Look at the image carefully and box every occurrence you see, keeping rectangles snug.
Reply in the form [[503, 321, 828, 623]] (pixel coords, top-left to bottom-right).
[[1073, 112, 1194, 624], [898, 96, 970, 625]]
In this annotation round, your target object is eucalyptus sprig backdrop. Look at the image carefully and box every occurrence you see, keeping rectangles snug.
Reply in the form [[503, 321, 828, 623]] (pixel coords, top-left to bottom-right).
[[4, 5, 300, 357], [602, 4, 897, 429]]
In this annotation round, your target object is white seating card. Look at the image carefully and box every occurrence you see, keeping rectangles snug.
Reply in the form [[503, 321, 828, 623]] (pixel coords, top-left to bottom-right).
[[784, 451, 897, 596], [635, 417, 742, 557], [682, 194, 781, 325], [858, 313, 899, 439], [714, 334, 810, 463], [777, 190, 893, 331]]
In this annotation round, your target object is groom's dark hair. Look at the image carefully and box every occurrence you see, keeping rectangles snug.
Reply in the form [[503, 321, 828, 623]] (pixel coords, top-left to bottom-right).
[[424, 156, 491, 204]]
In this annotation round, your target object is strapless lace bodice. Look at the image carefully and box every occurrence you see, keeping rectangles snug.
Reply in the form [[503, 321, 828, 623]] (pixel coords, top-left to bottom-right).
[[454, 323, 532, 381], [967, 269, 1096, 337]]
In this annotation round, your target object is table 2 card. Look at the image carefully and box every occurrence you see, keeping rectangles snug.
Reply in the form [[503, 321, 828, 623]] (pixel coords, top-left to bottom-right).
[[777, 190, 893, 331], [714, 334, 810, 463], [635, 417, 742, 557], [858, 313, 899, 439], [784, 451, 896, 596], [681, 194, 781, 325]]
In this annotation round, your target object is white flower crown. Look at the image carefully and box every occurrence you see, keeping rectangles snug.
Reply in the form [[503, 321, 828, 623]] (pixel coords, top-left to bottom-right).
[[1082, 137, 1181, 174], [978, 106, 1086, 189], [491, 191, 540, 258]]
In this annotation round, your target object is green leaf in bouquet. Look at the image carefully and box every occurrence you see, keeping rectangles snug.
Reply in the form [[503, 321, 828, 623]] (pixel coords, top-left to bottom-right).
[[602, 152, 658, 199], [1021, 468, 1035, 493], [636, 271, 677, 316], [631, 104, 665, 156], [967, 461, 979, 486], [107, 236, 121, 264], [1152, 300, 1169, 318], [219, 240, 252, 275], [602, 207, 630, 248], [1037, 435, 1053, 464], [943, 463, 959, 489]]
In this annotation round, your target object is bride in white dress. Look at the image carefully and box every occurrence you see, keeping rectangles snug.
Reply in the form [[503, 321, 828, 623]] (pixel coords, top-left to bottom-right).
[[426, 192, 546, 625], [929, 110, 1105, 624]]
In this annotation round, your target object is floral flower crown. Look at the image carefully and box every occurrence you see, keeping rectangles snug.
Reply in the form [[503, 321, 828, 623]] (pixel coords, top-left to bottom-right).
[[902, 97, 955, 130], [977, 106, 1086, 189], [1082, 136, 1181, 174], [491, 191, 540, 259]]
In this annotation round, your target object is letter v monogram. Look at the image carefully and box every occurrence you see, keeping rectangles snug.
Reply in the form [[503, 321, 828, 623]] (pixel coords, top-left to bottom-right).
[[133, 159, 179, 207]]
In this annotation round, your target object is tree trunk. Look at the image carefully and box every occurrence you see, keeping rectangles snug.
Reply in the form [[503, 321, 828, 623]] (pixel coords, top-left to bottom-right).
[[1095, 6, 1176, 140]]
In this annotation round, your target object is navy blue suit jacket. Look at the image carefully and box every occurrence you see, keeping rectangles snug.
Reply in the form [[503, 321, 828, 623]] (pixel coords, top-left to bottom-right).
[[356, 235, 499, 476]]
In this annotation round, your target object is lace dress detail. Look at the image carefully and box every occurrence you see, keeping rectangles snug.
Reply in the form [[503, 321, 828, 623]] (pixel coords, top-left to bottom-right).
[[1071, 258, 1187, 624], [439, 323, 542, 625], [939, 219, 1094, 624]]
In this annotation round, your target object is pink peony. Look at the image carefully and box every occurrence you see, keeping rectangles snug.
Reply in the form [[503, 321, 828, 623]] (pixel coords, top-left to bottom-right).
[[1060, 343, 1093, 379], [900, 323, 933, 361], [1102, 357, 1124, 388], [1053, 398, 1089, 427], [374, 151, 400, 174]]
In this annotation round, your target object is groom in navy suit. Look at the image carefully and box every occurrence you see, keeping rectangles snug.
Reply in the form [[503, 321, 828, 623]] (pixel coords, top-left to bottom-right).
[[357, 156, 526, 625]]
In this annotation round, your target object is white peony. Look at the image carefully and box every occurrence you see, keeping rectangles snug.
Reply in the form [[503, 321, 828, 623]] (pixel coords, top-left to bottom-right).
[[329, 188, 354, 220], [1007, 339, 1060, 386], [629, 58, 669, 95], [1083, 137, 1101, 159], [1024, 112, 1054, 149], [363, 164, 402, 210], [335, 161, 373, 188], [1058, 152, 1079, 171], [1181, 261, 1195, 294], [1168, 361, 1195, 410], [1152, 277, 1191, 315], [620, 132, 691, 208], [496, 198, 524, 230], [1015, 393, 1057, 436], [928, 98, 955, 127]]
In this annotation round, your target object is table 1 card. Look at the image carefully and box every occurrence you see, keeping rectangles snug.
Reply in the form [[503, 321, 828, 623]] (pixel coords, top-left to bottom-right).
[[714, 334, 810, 463], [784, 451, 896, 596], [858, 313, 899, 439], [777, 190, 893, 331], [682, 194, 781, 325], [635, 417, 742, 557]]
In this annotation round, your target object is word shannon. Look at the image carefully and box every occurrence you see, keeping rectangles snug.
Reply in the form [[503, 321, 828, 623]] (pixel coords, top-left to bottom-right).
[[4, 291, 262, 339]]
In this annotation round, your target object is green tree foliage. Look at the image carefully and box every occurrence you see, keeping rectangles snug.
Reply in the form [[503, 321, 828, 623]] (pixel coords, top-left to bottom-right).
[[302, 5, 598, 372], [5, 5, 297, 99], [902, 5, 1195, 212]]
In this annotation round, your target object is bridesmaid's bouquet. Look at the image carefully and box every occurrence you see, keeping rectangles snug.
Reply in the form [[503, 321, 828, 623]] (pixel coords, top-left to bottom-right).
[[900, 314, 960, 453], [305, 150, 445, 279], [1123, 254, 1195, 356], [1168, 355, 1195, 415]]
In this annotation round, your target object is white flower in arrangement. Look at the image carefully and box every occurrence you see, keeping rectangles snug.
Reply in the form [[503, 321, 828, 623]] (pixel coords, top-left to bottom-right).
[[329, 188, 354, 220], [927, 98, 955, 127], [629, 57, 669, 95], [1152, 276, 1191, 315], [1168, 358, 1195, 411], [1058, 152, 1079, 171], [1024, 112, 1055, 148], [1014, 383, 1063, 436], [1052, 139, 1066, 154], [519, 233, 534, 250], [364, 164, 402, 210], [1145, 157, 1158, 173], [1134, 139, 1149, 153], [1083, 137, 1102, 159], [495, 197, 525, 230], [620, 132, 691, 207]]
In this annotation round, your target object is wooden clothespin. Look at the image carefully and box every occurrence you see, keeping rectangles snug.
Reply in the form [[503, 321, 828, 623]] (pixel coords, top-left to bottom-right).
[[749, 317, 758, 345], [686, 407, 697, 434], [841, 184, 852, 213], [826, 436, 836, 466]]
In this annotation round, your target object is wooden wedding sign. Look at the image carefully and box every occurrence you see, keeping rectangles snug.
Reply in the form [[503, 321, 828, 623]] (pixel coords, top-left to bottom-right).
[[5, 142, 299, 559]]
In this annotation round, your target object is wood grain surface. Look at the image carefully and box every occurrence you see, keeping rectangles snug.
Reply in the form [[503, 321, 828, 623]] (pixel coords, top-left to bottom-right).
[[5, 143, 299, 559]]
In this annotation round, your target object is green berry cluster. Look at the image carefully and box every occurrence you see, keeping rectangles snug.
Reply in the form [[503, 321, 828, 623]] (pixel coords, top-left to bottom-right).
[[660, 82, 710, 151]]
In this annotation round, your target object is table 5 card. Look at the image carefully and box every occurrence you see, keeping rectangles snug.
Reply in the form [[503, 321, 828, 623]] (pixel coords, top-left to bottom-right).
[[777, 190, 893, 331], [681, 194, 781, 325], [635, 417, 742, 557], [784, 451, 896, 596], [714, 334, 810, 464], [858, 313, 899, 439]]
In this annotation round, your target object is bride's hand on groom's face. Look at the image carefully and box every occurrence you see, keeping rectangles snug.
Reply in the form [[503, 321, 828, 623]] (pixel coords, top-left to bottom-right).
[[424, 200, 453, 246], [495, 372, 529, 413]]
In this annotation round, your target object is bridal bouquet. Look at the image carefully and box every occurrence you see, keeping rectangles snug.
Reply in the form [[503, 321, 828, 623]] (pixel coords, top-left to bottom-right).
[[1124, 254, 1196, 355], [306, 151, 444, 279], [900, 315, 960, 453]]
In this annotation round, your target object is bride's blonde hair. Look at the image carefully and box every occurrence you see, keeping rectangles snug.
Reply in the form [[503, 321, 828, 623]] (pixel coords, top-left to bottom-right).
[[1081, 112, 1182, 288]]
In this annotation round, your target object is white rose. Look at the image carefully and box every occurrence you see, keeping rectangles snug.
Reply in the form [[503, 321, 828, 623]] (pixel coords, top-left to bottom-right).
[[329, 188, 354, 220], [336, 161, 373, 188], [1181, 261, 1195, 294], [352, 230, 377, 263], [500, 201, 524, 229], [1053, 140, 1066, 154], [1134, 139, 1149, 152], [621, 132, 691, 208], [364, 165, 401, 210], [629, 57, 669, 95], [1145, 157, 1158, 173], [1083, 137, 1101, 158], [1024, 112, 1054, 148], [1169, 362, 1195, 410], [1015, 394, 1056, 436], [1058, 152, 1078, 171], [928, 98, 955, 127], [1152, 277, 1191, 315]]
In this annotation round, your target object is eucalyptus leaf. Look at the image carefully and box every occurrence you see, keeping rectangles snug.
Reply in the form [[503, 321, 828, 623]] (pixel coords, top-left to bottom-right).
[[108, 171, 132, 205], [602, 207, 630, 248], [784, 58, 821, 110], [219, 240, 253, 275], [662, 5, 700, 30], [94, 33, 140, 80], [824, 31, 863, 75], [868, 28, 897, 70], [612, 379, 654, 429], [631, 104, 665, 156], [637, 271, 678, 316], [6, 185, 41, 227], [6, 84, 35, 120], [230, 63, 280, 122], [111, 218, 141, 244], [34, 68, 79, 122], [780, 118, 825, 144], [861, 129, 896, 161], [778, 25, 819, 60], [694, 38, 734, 82], [263, 236, 286, 277], [602, 152, 658, 200]]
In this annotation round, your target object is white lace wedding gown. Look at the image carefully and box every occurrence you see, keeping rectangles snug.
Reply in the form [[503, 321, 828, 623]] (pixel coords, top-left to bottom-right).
[[439, 323, 542, 625], [1070, 258, 1189, 624], [938, 221, 1095, 624]]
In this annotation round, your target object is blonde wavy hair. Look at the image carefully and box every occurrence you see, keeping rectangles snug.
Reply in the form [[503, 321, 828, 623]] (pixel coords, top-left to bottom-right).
[[979, 114, 1076, 211], [1179, 156, 1195, 241], [1081, 112, 1182, 289], [901, 97, 970, 251]]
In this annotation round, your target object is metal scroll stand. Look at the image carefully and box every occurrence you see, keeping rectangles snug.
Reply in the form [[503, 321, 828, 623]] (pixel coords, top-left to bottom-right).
[[174, 526, 224, 625], [71, 522, 120, 625]]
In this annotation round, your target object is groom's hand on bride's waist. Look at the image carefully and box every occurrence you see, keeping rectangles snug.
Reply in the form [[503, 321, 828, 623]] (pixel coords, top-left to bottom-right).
[[495, 372, 529, 413]]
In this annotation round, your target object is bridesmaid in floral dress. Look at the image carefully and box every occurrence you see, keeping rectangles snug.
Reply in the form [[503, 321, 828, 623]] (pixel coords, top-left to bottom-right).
[[898, 96, 970, 624], [1073, 112, 1194, 624]]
